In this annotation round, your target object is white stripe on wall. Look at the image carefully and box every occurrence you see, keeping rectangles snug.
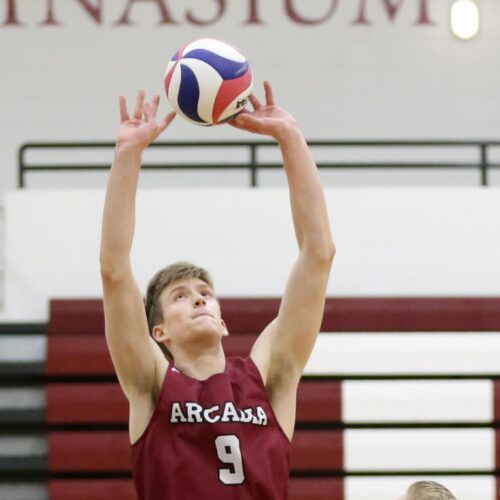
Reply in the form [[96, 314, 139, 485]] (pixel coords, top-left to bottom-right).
[[0, 336, 45, 363], [0, 436, 46, 458], [305, 333, 500, 375], [342, 380, 492, 422], [0, 388, 45, 410], [0, 484, 47, 500], [345, 429, 494, 471], [345, 475, 496, 500]]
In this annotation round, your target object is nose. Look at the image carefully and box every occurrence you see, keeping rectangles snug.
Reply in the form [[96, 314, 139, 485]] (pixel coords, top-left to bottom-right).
[[193, 294, 206, 306]]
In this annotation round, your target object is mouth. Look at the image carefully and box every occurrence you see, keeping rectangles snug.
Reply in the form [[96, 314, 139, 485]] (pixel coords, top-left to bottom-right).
[[192, 313, 213, 319]]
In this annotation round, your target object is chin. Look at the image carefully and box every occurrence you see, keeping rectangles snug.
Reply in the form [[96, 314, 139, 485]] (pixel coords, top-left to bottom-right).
[[190, 324, 224, 340]]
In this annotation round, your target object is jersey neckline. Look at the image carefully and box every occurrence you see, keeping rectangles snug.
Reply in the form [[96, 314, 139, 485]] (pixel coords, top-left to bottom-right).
[[170, 358, 227, 383]]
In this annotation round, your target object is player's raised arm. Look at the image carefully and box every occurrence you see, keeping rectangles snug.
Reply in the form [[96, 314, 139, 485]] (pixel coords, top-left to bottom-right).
[[100, 91, 175, 400], [229, 81, 335, 435]]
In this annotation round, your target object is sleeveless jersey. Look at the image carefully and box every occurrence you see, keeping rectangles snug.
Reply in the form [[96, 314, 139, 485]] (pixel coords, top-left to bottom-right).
[[131, 356, 291, 500]]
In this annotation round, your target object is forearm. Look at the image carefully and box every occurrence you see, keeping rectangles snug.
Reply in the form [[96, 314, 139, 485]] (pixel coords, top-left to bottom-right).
[[100, 144, 142, 274], [278, 127, 335, 259]]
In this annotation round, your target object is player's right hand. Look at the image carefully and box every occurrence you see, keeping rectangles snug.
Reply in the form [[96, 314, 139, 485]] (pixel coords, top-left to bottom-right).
[[117, 90, 176, 151]]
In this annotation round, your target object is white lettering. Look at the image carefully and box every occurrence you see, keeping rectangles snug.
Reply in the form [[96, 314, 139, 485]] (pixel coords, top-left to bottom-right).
[[204, 405, 221, 423], [257, 406, 267, 426], [170, 402, 187, 423], [186, 402, 203, 423], [169, 402, 268, 426], [239, 408, 254, 423], [221, 402, 240, 423]]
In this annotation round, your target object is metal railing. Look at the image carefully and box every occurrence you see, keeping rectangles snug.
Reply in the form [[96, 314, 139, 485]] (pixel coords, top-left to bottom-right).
[[18, 140, 500, 188]]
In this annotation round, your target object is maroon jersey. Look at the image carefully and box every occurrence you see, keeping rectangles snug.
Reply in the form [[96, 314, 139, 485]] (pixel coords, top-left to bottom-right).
[[131, 356, 291, 499]]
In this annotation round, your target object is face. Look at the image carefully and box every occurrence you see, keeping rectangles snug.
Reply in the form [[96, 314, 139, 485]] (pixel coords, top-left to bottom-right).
[[153, 277, 228, 354]]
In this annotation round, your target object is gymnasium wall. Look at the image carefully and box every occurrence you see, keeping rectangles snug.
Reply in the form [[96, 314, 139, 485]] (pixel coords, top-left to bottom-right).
[[1, 0, 500, 202], [2, 186, 499, 322], [2, 5, 500, 498]]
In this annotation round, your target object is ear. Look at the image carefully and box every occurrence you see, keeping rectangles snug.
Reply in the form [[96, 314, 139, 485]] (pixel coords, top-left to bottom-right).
[[220, 318, 229, 337], [152, 324, 169, 343]]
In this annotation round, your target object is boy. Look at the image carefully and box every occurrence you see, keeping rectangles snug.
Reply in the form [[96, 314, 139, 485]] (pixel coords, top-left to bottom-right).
[[100, 81, 335, 499]]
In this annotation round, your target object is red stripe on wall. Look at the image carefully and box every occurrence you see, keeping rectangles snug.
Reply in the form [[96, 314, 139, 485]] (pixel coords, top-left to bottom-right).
[[49, 478, 344, 500], [49, 430, 343, 473], [45, 334, 257, 375], [496, 430, 500, 472], [47, 381, 341, 424], [46, 335, 113, 375], [291, 430, 343, 471], [49, 298, 500, 335], [494, 381, 500, 424]]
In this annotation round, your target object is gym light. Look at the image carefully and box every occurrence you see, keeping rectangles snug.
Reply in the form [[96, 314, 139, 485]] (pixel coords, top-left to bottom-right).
[[451, 0, 479, 40]]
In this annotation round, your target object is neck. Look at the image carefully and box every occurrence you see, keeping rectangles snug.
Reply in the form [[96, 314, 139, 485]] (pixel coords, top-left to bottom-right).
[[172, 343, 226, 381]]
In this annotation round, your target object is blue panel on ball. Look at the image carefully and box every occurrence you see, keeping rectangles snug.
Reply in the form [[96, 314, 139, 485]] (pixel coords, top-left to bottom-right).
[[183, 49, 249, 80], [178, 64, 205, 123], [171, 50, 180, 61]]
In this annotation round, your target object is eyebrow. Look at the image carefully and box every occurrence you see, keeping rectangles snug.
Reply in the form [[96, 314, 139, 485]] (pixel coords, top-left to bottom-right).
[[168, 283, 212, 297], [168, 285, 188, 297]]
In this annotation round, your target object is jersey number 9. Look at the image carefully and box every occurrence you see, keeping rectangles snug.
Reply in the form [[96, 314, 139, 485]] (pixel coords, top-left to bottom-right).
[[215, 435, 245, 485]]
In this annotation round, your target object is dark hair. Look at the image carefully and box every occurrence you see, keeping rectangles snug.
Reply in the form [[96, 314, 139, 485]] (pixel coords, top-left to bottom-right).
[[144, 261, 214, 361]]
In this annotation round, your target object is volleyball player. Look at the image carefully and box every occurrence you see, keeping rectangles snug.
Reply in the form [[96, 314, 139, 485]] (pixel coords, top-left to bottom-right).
[[100, 81, 335, 499]]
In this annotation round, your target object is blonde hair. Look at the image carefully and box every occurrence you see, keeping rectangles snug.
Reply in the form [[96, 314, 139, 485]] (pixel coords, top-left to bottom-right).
[[406, 481, 457, 500], [144, 261, 214, 361]]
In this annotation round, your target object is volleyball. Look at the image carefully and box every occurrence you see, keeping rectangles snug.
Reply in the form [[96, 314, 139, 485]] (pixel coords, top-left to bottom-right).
[[164, 38, 253, 126]]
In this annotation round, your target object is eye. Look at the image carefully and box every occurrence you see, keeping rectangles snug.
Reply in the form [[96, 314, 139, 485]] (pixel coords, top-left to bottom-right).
[[175, 294, 186, 300]]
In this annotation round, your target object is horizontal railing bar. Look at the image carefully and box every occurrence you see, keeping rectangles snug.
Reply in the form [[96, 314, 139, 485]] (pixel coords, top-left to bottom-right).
[[19, 140, 500, 188], [20, 140, 500, 149], [20, 163, 500, 171], [19, 163, 254, 172]]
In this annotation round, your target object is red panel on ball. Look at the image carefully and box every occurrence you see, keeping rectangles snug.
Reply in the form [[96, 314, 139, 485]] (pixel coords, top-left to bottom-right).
[[164, 61, 179, 98], [212, 69, 252, 124]]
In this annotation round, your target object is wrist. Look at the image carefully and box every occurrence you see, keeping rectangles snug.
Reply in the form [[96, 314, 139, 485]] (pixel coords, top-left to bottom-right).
[[275, 121, 303, 145], [115, 141, 144, 160]]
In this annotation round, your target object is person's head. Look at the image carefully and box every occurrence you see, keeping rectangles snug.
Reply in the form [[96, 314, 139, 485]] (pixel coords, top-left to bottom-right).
[[144, 261, 228, 361], [399, 481, 457, 500]]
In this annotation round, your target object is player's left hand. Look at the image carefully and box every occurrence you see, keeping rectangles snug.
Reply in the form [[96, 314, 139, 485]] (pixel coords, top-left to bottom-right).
[[228, 81, 299, 141]]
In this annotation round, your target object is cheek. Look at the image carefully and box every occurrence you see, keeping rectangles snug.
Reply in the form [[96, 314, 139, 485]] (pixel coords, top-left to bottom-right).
[[210, 300, 222, 315], [165, 304, 188, 325]]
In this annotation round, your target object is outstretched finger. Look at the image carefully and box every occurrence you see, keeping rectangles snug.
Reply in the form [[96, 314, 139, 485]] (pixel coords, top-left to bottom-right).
[[134, 89, 145, 119], [249, 93, 262, 110], [157, 111, 176, 136], [150, 95, 160, 117], [119, 95, 129, 122], [264, 81, 275, 106], [143, 102, 152, 121]]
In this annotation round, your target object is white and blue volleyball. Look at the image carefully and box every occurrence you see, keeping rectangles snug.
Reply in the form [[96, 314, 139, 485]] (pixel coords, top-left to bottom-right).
[[165, 39, 253, 126]]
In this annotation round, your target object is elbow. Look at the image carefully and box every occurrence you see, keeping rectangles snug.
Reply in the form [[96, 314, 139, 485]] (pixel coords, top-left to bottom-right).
[[302, 240, 336, 267], [100, 267, 119, 282], [321, 245, 336, 270], [99, 256, 114, 280], [326, 242, 336, 262], [100, 256, 131, 282]]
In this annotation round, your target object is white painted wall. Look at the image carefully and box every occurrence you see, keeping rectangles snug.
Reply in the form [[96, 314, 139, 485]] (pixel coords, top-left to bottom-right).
[[1, 0, 500, 201], [346, 476, 495, 500], [2, 1, 500, 319], [2, 186, 500, 321]]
